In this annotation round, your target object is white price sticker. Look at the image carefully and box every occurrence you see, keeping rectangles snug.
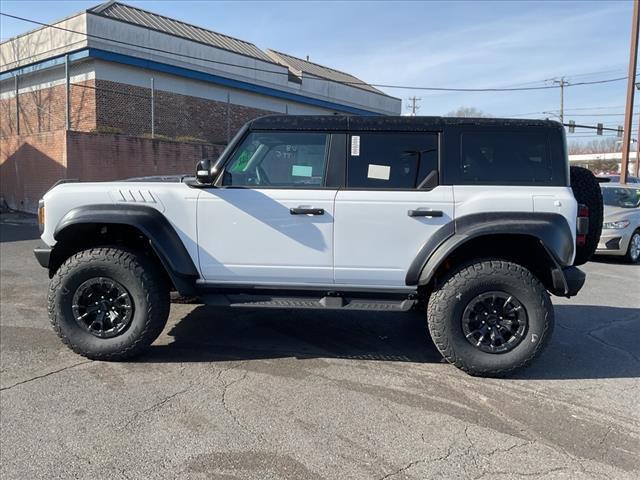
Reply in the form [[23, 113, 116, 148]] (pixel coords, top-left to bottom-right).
[[367, 164, 391, 180], [351, 136, 360, 156]]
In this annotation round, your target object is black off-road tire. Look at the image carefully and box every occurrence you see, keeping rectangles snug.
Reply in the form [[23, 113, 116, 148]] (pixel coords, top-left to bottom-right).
[[427, 259, 554, 377], [570, 166, 603, 265], [49, 247, 170, 360]]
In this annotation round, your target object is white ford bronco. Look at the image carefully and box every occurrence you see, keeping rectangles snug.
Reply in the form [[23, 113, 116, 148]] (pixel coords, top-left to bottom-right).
[[34, 116, 602, 377]]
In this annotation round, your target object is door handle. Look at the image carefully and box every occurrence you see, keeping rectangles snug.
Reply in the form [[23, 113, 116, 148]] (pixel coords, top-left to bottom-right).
[[408, 209, 443, 218], [290, 207, 325, 215]]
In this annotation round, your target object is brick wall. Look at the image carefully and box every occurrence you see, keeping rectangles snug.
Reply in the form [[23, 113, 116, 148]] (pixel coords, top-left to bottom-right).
[[0, 80, 97, 138], [94, 79, 275, 143], [0, 131, 67, 212], [2, 78, 275, 142], [66, 131, 224, 182], [1, 130, 224, 212]]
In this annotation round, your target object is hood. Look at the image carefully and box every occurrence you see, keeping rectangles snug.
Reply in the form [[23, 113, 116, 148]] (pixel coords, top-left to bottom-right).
[[603, 204, 639, 222], [122, 175, 192, 183]]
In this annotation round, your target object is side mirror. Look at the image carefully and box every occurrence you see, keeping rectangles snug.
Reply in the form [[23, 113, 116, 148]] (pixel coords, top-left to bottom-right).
[[195, 159, 216, 184]]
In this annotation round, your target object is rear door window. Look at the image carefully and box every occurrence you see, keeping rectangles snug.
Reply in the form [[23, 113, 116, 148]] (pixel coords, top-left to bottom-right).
[[346, 133, 438, 189], [455, 130, 557, 185]]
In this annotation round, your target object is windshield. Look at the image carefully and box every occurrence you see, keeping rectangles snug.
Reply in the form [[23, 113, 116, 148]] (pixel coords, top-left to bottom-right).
[[601, 186, 640, 208]]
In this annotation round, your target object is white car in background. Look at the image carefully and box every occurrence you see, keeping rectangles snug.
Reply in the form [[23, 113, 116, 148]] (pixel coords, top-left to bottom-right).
[[597, 183, 640, 263]]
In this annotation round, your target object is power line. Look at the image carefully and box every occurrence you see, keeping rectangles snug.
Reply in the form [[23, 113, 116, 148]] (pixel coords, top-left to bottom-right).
[[1, 11, 638, 93], [370, 76, 631, 92]]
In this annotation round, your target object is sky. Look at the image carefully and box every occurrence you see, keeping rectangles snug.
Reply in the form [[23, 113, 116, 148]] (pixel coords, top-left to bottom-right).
[[1, 0, 639, 144]]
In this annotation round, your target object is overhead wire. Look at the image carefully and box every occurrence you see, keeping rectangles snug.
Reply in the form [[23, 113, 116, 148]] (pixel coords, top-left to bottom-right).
[[1, 12, 637, 93]]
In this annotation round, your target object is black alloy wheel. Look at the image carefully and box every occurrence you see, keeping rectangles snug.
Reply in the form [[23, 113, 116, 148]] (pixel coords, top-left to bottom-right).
[[72, 277, 134, 338], [461, 291, 528, 354]]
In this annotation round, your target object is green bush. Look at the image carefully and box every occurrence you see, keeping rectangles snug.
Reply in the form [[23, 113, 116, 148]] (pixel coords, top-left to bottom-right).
[[141, 133, 172, 141], [175, 135, 209, 144], [90, 126, 122, 134]]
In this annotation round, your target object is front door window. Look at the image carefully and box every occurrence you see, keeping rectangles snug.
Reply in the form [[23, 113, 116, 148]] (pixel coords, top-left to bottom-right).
[[224, 132, 329, 188]]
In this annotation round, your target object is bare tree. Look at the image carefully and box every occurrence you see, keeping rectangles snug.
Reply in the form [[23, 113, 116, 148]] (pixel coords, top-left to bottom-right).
[[568, 137, 621, 154], [446, 107, 491, 118]]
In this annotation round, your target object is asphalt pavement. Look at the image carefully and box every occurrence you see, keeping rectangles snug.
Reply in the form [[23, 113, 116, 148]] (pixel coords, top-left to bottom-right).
[[1, 213, 638, 479]]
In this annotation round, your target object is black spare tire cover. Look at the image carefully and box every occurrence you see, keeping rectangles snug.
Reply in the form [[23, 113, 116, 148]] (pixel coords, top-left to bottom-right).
[[570, 166, 603, 265]]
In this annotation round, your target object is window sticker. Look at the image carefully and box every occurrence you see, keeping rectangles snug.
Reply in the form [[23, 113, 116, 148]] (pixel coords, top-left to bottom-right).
[[351, 136, 360, 156], [292, 165, 313, 177], [367, 164, 391, 180]]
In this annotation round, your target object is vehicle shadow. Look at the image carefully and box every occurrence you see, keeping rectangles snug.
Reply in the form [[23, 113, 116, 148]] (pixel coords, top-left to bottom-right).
[[145, 306, 443, 364], [143, 304, 640, 380], [0, 217, 40, 243]]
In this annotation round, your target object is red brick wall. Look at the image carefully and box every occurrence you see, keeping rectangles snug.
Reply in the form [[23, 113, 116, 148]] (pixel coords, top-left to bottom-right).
[[1, 130, 224, 212], [0, 80, 96, 138], [0, 131, 67, 212]]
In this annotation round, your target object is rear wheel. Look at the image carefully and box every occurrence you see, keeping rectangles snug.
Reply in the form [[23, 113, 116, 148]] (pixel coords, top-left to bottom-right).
[[49, 247, 170, 360], [570, 166, 603, 265], [427, 259, 554, 377], [625, 230, 640, 264]]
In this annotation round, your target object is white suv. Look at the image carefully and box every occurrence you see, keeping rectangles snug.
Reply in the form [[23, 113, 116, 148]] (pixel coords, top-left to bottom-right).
[[34, 116, 600, 377]]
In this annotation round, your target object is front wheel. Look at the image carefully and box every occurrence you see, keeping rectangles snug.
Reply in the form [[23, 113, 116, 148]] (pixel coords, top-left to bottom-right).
[[48, 247, 170, 360], [427, 259, 554, 377], [625, 230, 640, 264]]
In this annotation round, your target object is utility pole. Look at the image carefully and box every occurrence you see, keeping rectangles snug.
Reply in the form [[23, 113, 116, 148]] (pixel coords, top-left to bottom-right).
[[621, 0, 639, 184], [553, 77, 568, 123], [406, 96, 421, 116], [150, 77, 155, 139], [65, 54, 70, 131], [14, 74, 19, 135], [637, 102, 640, 177]]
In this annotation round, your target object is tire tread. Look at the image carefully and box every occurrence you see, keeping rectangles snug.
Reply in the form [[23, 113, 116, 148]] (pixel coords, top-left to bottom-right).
[[48, 247, 169, 361], [427, 259, 553, 377]]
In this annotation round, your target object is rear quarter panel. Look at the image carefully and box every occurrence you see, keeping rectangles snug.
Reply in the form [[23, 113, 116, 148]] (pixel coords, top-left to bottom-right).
[[453, 185, 577, 263]]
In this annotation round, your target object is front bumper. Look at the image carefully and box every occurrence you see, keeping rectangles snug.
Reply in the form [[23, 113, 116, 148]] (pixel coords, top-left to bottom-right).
[[34, 244, 52, 268], [596, 229, 632, 256]]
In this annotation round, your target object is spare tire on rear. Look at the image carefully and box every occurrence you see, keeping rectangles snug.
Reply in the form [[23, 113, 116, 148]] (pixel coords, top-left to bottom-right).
[[570, 166, 603, 265]]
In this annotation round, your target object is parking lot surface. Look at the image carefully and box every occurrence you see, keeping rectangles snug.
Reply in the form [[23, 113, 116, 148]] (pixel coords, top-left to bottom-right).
[[1, 213, 639, 479]]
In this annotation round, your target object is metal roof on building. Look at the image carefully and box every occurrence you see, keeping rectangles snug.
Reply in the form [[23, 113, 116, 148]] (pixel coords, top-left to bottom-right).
[[266, 49, 385, 96], [88, 1, 275, 63]]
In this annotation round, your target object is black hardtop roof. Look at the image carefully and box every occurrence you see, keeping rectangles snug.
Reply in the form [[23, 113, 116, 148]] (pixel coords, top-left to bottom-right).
[[248, 115, 562, 132]]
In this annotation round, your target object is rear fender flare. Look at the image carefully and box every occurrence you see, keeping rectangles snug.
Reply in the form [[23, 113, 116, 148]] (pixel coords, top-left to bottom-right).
[[407, 212, 575, 287]]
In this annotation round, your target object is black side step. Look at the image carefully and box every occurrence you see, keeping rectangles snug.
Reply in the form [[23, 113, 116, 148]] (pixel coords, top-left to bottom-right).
[[200, 294, 416, 312]]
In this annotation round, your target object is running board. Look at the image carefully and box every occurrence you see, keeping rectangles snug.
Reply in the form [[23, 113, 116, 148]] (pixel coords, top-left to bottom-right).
[[200, 293, 416, 312]]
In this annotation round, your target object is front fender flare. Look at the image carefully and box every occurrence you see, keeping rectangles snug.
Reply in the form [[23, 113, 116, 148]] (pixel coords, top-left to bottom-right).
[[54, 204, 199, 295]]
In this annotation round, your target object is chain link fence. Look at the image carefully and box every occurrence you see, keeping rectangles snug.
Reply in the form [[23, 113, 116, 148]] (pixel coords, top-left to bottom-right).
[[2, 62, 274, 146]]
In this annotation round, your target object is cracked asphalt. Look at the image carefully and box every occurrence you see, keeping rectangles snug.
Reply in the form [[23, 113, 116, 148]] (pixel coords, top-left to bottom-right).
[[1, 213, 639, 479]]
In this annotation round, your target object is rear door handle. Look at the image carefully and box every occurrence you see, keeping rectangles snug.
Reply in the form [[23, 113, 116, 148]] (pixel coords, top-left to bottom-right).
[[408, 209, 443, 218], [290, 207, 325, 215]]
